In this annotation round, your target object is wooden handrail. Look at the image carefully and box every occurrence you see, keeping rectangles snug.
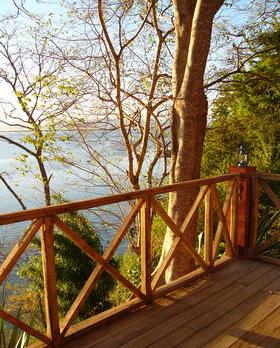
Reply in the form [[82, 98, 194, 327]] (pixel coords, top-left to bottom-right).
[[0, 174, 238, 226], [2, 171, 280, 346], [0, 219, 43, 285], [253, 172, 280, 181], [226, 169, 280, 258], [0, 174, 241, 346], [250, 172, 280, 257]]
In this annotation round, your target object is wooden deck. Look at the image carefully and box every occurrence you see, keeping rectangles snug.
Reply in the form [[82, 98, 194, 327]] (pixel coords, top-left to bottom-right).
[[64, 260, 280, 348]]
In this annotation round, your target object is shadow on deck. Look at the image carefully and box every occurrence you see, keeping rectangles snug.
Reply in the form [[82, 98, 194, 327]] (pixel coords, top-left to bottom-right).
[[64, 259, 280, 348], [1, 172, 279, 347]]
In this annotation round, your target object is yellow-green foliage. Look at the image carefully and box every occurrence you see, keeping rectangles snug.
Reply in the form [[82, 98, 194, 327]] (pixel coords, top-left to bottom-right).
[[110, 210, 166, 306], [109, 252, 141, 305]]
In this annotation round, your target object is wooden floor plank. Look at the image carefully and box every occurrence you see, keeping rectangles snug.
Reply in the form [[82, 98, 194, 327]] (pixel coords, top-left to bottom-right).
[[143, 284, 246, 348], [176, 292, 269, 348], [260, 325, 280, 348], [62, 261, 280, 348], [205, 295, 280, 348], [66, 260, 245, 348], [112, 263, 265, 348], [209, 268, 278, 317], [69, 261, 257, 348], [152, 266, 278, 348], [263, 274, 280, 293], [174, 269, 280, 348], [229, 308, 280, 348]]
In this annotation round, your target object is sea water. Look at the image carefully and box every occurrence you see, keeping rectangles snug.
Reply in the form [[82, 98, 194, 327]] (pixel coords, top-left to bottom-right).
[[0, 130, 131, 250], [0, 129, 166, 255]]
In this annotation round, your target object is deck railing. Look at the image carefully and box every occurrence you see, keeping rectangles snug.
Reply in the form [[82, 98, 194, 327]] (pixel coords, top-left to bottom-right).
[[251, 172, 280, 261], [0, 170, 278, 347]]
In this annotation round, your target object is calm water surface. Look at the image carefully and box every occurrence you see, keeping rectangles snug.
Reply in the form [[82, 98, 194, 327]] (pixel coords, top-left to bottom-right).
[[0, 131, 130, 247]]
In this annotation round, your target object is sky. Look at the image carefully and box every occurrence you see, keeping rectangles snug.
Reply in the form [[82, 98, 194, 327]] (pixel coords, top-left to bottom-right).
[[0, 0, 64, 16], [0, 0, 67, 130], [0, 0, 277, 131], [0, 0, 262, 22]]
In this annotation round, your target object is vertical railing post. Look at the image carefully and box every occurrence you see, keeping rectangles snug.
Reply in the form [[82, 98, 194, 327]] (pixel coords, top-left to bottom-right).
[[140, 196, 152, 302], [41, 217, 61, 346], [229, 166, 257, 258], [229, 178, 238, 255], [249, 175, 259, 255], [204, 189, 213, 268]]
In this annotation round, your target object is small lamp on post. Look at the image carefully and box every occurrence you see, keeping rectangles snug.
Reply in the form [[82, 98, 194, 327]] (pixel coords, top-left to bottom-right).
[[238, 143, 249, 167], [229, 143, 256, 259]]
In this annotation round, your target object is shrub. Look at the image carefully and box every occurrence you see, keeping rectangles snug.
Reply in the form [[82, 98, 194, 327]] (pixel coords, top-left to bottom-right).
[[19, 210, 115, 320]]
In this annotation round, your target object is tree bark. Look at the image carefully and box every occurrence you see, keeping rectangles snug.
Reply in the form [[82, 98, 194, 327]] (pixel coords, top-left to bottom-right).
[[160, 0, 224, 282]]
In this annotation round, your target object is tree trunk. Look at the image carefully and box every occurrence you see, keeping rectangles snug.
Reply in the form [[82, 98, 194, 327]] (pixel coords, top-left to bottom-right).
[[160, 0, 224, 282]]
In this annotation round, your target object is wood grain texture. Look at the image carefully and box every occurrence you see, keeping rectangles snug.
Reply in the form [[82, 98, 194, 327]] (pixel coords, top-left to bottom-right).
[[54, 216, 145, 301], [212, 181, 234, 258], [151, 186, 209, 290], [140, 198, 152, 299], [206, 295, 280, 347], [74, 260, 244, 347], [230, 179, 238, 254], [211, 184, 235, 257], [256, 172, 280, 181], [249, 176, 259, 255], [151, 197, 207, 273], [41, 217, 61, 346], [61, 260, 280, 348], [262, 181, 280, 209], [2, 171, 280, 348], [0, 174, 237, 225], [0, 219, 43, 285], [0, 309, 50, 344], [60, 199, 145, 335], [257, 255, 280, 266], [204, 190, 213, 266]]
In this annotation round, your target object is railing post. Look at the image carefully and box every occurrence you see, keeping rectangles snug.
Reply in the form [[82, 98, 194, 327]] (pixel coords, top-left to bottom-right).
[[41, 217, 61, 346], [249, 175, 259, 255], [229, 179, 238, 256], [204, 189, 213, 268], [140, 196, 152, 302], [229, 166, 257, 259]]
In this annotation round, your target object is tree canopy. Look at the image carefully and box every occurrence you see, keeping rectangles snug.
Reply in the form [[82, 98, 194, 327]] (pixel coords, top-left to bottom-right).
[[0, 0, 279, 287], [19, 208, 115, 320], [203, 24, 280, 176]]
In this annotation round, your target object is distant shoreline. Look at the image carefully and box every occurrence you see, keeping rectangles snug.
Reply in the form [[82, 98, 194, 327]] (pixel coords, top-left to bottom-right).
[[1, 128, 98, 132]]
